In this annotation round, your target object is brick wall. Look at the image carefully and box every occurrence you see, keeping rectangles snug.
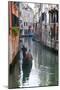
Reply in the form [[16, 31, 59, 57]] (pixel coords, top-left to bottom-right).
[[8, 2, 20, 64]]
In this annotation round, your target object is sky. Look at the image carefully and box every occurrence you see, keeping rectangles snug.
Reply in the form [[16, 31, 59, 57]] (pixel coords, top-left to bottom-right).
[[28, 3, 35, 11]]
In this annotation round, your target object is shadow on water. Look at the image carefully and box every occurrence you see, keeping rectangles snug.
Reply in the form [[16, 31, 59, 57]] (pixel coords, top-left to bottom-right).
[[8, 51, 20, 89], [22, 60, 32, 83], [9, 51, 20, 74]]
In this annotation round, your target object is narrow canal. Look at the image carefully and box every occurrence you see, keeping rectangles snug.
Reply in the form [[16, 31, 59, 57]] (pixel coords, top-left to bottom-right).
[[9, 37, 58, 88]]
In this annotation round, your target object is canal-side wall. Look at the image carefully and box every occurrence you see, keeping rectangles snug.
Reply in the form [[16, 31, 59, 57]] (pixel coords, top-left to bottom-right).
[[8, 2, 20, 65]]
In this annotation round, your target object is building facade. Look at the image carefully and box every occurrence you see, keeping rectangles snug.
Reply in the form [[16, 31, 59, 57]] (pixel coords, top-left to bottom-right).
[[19, 3, 34, 35], [8, 2, 20, 64], [33, 4, 58, 51]]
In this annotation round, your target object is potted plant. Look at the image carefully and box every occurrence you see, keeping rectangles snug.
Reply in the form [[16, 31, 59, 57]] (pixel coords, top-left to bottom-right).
[[12, 26, 19, 36]]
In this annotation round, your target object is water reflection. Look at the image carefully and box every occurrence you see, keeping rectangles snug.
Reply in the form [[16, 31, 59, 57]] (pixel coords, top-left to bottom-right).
[[22, 60, 32, 83], [8, 52, 20, 89], [9, 37, 58, 88], [20, 37, 58, 87]]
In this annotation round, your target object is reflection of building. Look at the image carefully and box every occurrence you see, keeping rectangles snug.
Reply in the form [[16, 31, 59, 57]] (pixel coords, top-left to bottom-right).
[[8, 2, 20, 64], [33, 4, 58, 51], [19, 3, 34, 35]]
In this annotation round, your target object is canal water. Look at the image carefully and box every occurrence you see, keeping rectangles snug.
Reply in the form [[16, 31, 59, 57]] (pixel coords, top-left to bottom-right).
[[9, 37, 58, 88]]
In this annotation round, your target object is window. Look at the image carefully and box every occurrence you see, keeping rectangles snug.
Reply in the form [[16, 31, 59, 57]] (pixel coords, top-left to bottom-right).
[[24, 22, 27, 26], [49, 10, 58, 23], [24, 22, 25, 26], [42, 12, 46, 21], [12, 14, 19, 26], [26, 22, 27, 26]]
